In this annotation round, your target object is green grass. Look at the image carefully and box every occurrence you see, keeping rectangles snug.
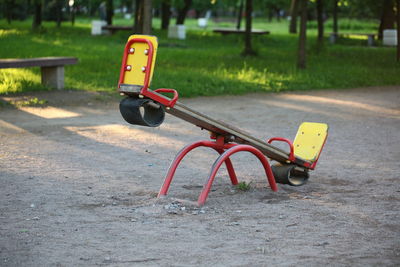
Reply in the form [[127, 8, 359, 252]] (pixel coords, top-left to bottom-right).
[[0, 17, 399, 96], [236, 181, 252, 191], [8, 97, 48, 107]]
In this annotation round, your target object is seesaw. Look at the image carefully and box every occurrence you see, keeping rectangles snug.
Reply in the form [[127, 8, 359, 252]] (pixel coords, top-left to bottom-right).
[[117, 35, 329, 206]]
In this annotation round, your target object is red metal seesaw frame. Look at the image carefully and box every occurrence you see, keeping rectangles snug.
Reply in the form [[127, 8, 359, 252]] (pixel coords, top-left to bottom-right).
[[118, 37, 279, 205], [158, 135, 278, 206]]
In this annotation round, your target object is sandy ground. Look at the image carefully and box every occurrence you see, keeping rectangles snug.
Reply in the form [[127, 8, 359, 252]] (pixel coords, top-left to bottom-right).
[[0, 86, 399, 266]]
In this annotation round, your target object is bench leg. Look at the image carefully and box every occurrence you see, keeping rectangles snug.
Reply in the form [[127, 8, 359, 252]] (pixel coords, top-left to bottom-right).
[[41, 66, 64, 90]]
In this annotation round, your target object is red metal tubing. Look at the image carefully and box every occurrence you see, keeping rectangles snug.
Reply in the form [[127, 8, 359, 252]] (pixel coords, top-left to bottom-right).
[[197, 145, 277, 206], [267, 137, 295, 162], [216, 149, 238, 185], [158, 141, 207, 197], [153, 88, 179, 108], [157, 140, 239, 198]]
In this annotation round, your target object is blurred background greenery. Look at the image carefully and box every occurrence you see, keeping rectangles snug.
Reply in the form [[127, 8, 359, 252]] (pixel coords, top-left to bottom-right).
[[0, 0, 399, 96]]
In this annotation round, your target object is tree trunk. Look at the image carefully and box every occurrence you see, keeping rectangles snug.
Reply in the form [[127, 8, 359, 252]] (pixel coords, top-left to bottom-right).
[[142, 0, 152, 34], [6, 0, 13, 24], [56, 0, 62, 27], [275, 8, 280, 22], [71, 3, 75, 26], [32, 0, 42, 29], [397, 0, 400, 61], [332, 0, 338, 34], [242, 0, 256, 56], [379, 0, 396, 40], [176, 0, 192, 25], [134, 0, 143, 33], [106, 0, 113, 25], [297, 0, 307, 69], [236, 0, 244, 30], [161, 0, 171, 30], [289, 0, 299, 34], [134, 0, 152, 34], [316, 0, 324, 44]]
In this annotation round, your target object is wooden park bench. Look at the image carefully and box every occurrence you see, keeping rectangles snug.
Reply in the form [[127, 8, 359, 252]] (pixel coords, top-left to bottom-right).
[[329, 32, 377, 46], [213, 28, 270, 36], [102, 25, 134, 34], [0, 57, 78, 90]]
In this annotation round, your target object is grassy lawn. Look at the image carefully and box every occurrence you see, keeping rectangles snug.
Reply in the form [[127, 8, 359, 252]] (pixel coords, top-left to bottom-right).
[[0, 17, 399, 97]]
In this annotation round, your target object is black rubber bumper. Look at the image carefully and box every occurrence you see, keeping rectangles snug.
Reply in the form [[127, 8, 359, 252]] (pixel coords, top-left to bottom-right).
[[271, 164, 309, 186], [119, 97, 165, 127]]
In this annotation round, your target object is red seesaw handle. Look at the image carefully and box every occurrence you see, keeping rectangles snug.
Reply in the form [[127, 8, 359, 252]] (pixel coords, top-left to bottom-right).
[[154, 88, 179, 108], [267, 137, 295, 162]]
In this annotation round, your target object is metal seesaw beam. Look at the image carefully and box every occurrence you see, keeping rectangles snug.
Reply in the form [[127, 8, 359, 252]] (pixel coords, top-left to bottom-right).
[[120, 86, 311, 171], [168, 101, 310, 166]]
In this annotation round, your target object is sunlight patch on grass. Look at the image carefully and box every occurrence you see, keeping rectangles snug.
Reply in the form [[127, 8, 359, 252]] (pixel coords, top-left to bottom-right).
[[0, 28, 24, 37], [0, 69, 42, 94], [31, 36, 66, 47], [217, 65, 292, 92]]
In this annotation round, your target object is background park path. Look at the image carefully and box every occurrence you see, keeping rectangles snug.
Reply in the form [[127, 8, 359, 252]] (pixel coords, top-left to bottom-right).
[[1, 86, 399, 266]]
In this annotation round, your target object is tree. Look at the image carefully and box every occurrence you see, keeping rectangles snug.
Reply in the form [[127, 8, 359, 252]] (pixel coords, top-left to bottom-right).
[[289, 0, 299, 34], [161, 0, 171, 30], [32, 0, 42, 29], [3, 0, 30, 23], [379, 0, 396, 40], [134, 0, 152, 34], [191, 0, 214, 18], [106, 0, 113, 25], [297, 0, 307, 69], [242, 0, 256, 56], [5, 0, 13, 24], [316, 0, 324, 44], [236, 0, 244, 30], [397, 0, 400, 61], [56, 0, 62, 27], [69, 0, 76, 25], [264, 0, 286, 22], [176, 0, 192, 25], [332, 0, 338, 35], [134, 0, 143, 32], [142, 0, 152, 34]]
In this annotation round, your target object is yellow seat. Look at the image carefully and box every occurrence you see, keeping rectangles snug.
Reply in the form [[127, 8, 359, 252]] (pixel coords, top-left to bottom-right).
[[118, 34, 178, 108], [293, 122, 328, 162], [118, 35, 158, 92]]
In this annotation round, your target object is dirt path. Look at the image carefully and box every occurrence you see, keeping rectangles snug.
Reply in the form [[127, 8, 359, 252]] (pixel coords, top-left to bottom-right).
[[1, 86, 399, 266]]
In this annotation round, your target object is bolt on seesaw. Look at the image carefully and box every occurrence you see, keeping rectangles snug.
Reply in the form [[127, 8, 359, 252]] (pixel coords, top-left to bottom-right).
[[117, 35, 329, 206]]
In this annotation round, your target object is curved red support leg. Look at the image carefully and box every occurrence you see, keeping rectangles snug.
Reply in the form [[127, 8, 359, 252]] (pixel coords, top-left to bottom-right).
[[198, 145, 277, 206], [158, 140, 239, 197], [216, 149, 238, 185], [158, 140, 208, 197]]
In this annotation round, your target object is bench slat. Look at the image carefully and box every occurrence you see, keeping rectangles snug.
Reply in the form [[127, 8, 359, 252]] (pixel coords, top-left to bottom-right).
[[102, 25, 134, 34], [0, 57, 78, 69], [102, 25, 133, 30], [213, 28, 270, 35]]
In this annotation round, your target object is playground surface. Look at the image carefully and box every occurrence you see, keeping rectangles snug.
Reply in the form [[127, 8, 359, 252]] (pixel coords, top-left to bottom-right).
[[1, 86, 399, 266]]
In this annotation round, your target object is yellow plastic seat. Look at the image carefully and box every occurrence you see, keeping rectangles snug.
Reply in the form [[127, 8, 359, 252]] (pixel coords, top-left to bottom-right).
[[293, 122, 328, 162], [118, 35, 158, 93], [267, 122, 328, 170]]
